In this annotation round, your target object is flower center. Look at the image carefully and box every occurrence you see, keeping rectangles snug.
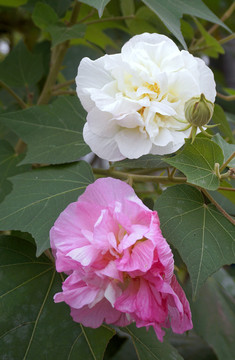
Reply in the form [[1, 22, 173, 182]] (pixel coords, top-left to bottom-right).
[[143, 82, 161, 97]]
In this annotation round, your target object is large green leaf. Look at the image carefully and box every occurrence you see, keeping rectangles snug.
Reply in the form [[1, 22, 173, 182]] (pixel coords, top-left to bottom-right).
[[0, 235, 114, 360], [155, 184, 235, 297], [0, 42, 43, 87], [142, 0, 230, 48], [165, 138, 224, 190], [79, 0, 111, 17], [0, 161, 94, 255], [212, 133, 235, 168], [190, 269, 235, 360], [48, 23, 86, 47], [122, 324, 183, 360], [0, 97, 90, 165], [114, 155, 168, 169], [0, 140, 29, 203]]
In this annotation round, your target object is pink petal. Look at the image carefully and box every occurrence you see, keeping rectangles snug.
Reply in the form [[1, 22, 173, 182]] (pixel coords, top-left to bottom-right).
[[168, 275, 193, 333], [78, 177, 138, 207], [117, 240, 155, 272], [70, 298, 124, 328]]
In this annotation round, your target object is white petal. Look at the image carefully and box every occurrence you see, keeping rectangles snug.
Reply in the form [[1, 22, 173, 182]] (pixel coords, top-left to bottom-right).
[[150, 101, 177, 116], [151, 127, 174, 146], [122, 33, 178, 61], [116, 112, 144, 128], [83, 123, 124, 161], [168, 69, 200, 101], [150, 130, 188, 155], [196, 57, 216, 102], [115, 128, 152, 159], [181, 51, 216, 102], [76, 57, 113, 112], [87, 107, 119, 137]]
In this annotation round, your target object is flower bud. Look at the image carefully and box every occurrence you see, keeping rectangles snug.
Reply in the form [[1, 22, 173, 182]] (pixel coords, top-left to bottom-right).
[[184, 93, 214, 127]]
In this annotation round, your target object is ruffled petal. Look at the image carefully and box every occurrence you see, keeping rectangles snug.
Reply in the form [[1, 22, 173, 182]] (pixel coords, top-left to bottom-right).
[[83, 123, 124, 161], [115, 128, 152, 159]]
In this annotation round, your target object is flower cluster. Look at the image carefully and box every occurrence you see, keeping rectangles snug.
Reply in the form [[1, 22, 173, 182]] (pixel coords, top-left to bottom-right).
[[50, 178, 192, 341], [76, 33, 216, 161]]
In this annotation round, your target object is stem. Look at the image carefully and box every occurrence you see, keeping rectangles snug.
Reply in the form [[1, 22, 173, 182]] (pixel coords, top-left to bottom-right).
[[220, 170, 233, 179], [93, 168, 187, 184], [218, 186, 235, 192], [37, 2, 81, 105], [208, 2, 235, 35], [217, 92, 235, 101], [189, 3, 235, 51], [78, 9, 96, 23], [170, 167, 177, 179], [85, 15, 135, 25], [201, 188, 235, 225], [220, 151, 235, 172], [191, 32, 235, 53], [0, 80, 27, 109], [53, 79, 75, 91], [52, 89, 76, 96], [44, 249, 55, 263], [219, 33, 235, 45]]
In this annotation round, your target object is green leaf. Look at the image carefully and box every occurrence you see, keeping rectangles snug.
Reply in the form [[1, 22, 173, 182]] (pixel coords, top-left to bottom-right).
[[212, 133, 235, 168], [212, 104, 234, 143], [0, 97, 90, 165], [48, 23, 86, 47], [154, 184, 235, 297], [120, 0, 135, 17], [114, 155, 168, 169], [0, 0, 27, 6], [0, 42, 44, 87], [165, 138, 224, 190], [0, 235, 115, 359], [79, 0, 111, 17], [123, 324, 183, 360], [32, 2, 59, 29], [193, 19, 224, 58], [141, 0, 230, 49], [0, 140, 29, 203], [190, 269, 235, 360], [0, 161, 94, 255]]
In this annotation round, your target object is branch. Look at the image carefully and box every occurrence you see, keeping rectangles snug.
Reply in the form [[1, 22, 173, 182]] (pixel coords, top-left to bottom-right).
[[220, 151, 235, 172], [78, 9, 96, 23], [37, 2, 81, 105], [85, 15, 135, 25], [218, 186, 235, 192], [201, 188, 235, 225], [189, 2, 235, 51], [0, 80, 27, 109], [93, 168, 187, 184], [53, 79, 75, 91], [191, 33, 235, 53], [208, 2, 235, 35], [219, 33, 235, 45]]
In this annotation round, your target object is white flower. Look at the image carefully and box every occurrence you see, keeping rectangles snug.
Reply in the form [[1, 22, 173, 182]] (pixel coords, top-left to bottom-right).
[[76, 33, 216, 161]]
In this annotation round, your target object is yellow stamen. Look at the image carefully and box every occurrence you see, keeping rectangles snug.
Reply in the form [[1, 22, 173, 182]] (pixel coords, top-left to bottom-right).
[[144, 82, 161, 97]]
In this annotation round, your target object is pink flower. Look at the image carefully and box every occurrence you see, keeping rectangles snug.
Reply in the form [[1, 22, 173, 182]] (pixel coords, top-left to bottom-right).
[[50, 178, 192, 341]]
